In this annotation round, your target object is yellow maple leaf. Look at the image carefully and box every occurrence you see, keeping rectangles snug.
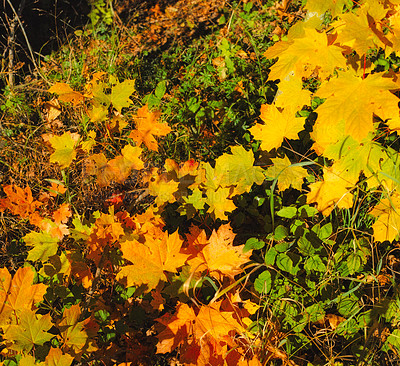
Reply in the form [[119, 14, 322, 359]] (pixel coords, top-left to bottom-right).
[[332, 2, 390, 56], [314, 71, 400, 142], [274, 76, 312, 111], [307, 165, 355, 216], [205, 187, 236, 221], [214, 146, 265, 194], [48, 132, 80, 169], [303, 0, 352, 18], [265, 28, 347, 80], [148, 171, 180, 207], [370, 192, 400, 242], [265, 155, 308, 192], [250, 104, 305, 152], [129, 104, 171, 151]]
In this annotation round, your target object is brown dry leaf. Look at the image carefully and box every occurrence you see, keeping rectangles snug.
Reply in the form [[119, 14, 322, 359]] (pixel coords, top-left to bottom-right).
[[43, 98, 62, 123], [326, 313, 346, 329]]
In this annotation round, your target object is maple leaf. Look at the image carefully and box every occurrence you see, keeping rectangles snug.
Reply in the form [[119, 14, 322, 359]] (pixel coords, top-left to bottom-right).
[[3, 308, 53, 352], [129, 104, 171, 151], [205, 187, 237, 221], [48, 83, 85, 106], [110, 79, 136, 112], [0, 184, 42, 219], [183, 187, 206, 210], [250, 104, 305, 152], [85, 153, 115, 187], [0, 266, 47, 325], [58, 304, 96, 357], [194, 301, 245, 344], [87, 208, 125, 266], [214, 146, 265, 194], [45, 347, 74, 366], [48, 132, 80, 169], [265, 155, 308, 192], [156, 302, 196, 354], [107, 144, 144, 183], [314, 71, 400, 142], [303, 0, 352, 18], [306, 165, 355, 216], [148, 171, 180, 207], [186, 224, 251, 280], [323, 134, 388, 187], [23, 231, 59, 262], [117, 230, 189, 292], [332, 2, 390, 56], [274, 76, 312, 111], [369, 192, 400, 242], [53, 203, 72, 224], [310, 117, 346, 155], [264, 28, 347, 80]]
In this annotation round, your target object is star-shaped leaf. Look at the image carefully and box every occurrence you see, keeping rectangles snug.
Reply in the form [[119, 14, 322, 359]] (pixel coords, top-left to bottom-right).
[[3, 309, 53, 352], [250, 104, 305, 151]]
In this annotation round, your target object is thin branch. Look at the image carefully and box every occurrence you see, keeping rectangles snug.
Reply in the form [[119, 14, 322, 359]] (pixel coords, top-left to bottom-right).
[[5, 0, 50, 85]]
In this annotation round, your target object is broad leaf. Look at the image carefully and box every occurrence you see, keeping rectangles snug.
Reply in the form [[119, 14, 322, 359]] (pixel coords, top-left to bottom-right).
[[3, 309, 53, 352], [48, 132, 80, 169], [23, 231, 59, 262], [250, 104, 305, 151], [117, 230, 189, 292]]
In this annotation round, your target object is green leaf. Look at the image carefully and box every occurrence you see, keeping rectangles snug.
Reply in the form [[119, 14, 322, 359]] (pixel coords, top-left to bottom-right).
[[277, 206, 298, 218], [304, 255, 326, 273], [319, 222, 333, 239], [23, 231, 59, 262], [347, 252, 363, 275], [298, 204, 319, 218], [276, 252, 301, 275], [274, 225, 289, 241], [305, 303, 325, 323], [254, 270, 272, 294], [244, 238, 265, 253], [264, 247, 278, 266], [154, 80, 167, 99], [385, 329, 400, 353]]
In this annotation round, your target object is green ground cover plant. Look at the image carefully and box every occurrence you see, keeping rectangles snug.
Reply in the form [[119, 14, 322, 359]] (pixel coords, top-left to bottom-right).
[[2, 0, 400, 365]]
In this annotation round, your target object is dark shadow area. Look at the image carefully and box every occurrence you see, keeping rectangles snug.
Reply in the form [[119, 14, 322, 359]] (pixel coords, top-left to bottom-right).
[[0, 0, 90, 85]]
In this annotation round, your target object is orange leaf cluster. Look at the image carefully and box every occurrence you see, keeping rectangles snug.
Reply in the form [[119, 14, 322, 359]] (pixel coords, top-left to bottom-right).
[[156, 301, 260, 365]]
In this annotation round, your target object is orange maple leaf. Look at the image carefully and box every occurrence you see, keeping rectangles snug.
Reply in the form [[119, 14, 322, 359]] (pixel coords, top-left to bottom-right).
[[129, 104, 171, 151], [0, 184, 42, 219], [0, 267, 47, 325], [52, 203, 72, 224], [156, 301, 249, 365], [186, 224, 252, 280], [116, 230, 189, 292]]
